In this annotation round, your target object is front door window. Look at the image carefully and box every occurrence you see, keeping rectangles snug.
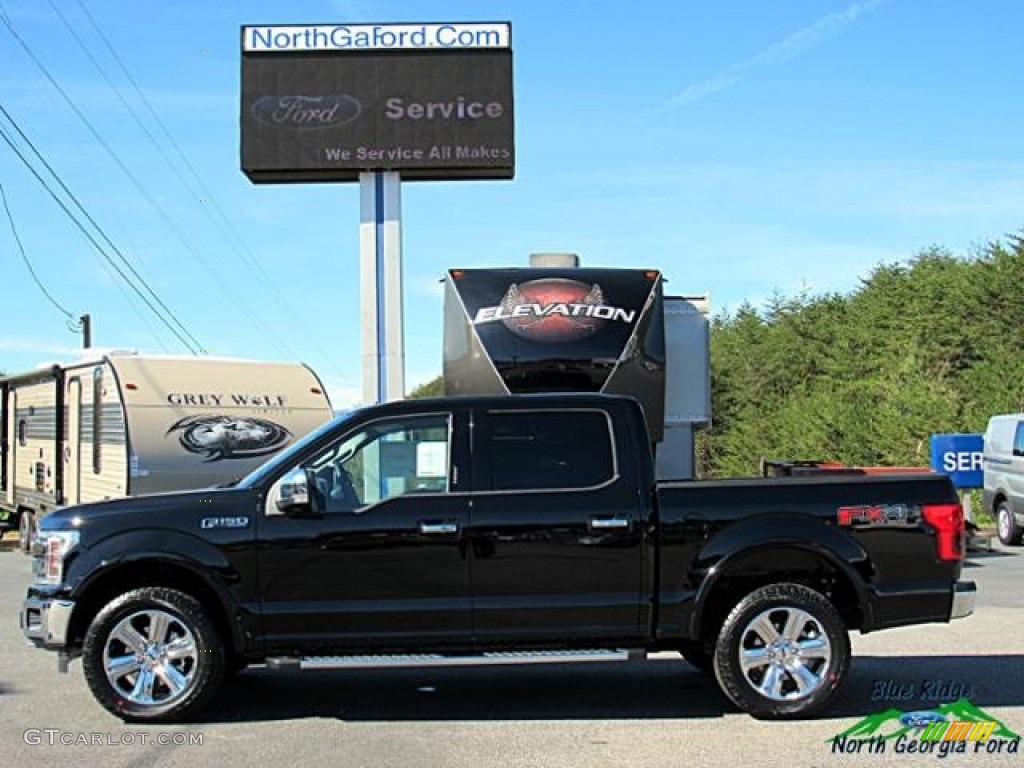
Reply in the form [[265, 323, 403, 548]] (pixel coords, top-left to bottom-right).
[[305, 413, 451, 514]]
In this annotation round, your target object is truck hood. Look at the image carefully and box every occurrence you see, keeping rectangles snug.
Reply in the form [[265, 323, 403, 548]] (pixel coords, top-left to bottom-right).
[[39, 488, 249, 533]]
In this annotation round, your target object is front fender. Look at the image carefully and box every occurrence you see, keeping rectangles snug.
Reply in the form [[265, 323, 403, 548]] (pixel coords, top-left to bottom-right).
[[64, 530, 246, 652], [68, 529, 237, 586]]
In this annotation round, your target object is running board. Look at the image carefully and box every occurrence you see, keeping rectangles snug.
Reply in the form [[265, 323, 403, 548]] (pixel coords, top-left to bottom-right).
[[266, 649, 647, 671]]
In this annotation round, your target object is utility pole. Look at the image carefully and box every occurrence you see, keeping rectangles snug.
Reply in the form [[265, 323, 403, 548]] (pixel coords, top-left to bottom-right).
[[80, 313, 91, 349]]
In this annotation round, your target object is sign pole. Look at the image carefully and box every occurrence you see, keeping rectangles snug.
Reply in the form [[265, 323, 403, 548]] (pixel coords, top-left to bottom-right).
[[359, 171, 405, 404], [241, 21, 512, 407]]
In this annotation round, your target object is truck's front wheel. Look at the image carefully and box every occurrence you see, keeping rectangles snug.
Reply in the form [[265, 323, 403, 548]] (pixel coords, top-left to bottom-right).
[[712, 582, 849, 719], [82, 587, 225, 722]]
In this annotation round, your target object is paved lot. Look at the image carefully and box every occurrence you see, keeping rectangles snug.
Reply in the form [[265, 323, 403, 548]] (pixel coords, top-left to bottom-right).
[[0, 535, 1021, 767]]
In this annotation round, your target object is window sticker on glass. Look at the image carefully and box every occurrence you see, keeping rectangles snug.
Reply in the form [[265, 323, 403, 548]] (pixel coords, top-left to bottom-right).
[[417, 441, 448, 478]]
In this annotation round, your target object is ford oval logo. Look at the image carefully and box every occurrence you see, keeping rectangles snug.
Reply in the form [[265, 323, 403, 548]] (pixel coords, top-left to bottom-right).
[[251, 94, 361, 128], [900, 711, 947, 728]]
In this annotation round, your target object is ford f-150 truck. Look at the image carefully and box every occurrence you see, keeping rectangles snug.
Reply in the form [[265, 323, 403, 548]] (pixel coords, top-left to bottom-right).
[[21, 393, 975, 723]]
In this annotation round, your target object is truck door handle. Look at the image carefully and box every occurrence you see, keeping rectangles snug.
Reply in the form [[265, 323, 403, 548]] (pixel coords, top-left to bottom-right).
[[588, 516, 631, 531], [419, 521, 459, 535]]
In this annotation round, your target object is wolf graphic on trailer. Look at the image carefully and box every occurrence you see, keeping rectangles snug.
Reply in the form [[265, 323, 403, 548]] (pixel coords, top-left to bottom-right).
[[0, 353, 333, 550]]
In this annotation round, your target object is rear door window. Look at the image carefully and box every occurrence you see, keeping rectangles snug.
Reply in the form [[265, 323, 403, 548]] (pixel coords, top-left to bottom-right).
[[484, 409, 616, 491]]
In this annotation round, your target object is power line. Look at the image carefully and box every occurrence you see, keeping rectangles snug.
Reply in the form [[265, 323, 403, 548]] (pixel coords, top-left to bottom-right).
[[0, 122, 200, 353], [7, 89, 174, 352], [46, 0, 202, 201], [0, 103, 204, 352], [73, 0, 357, 381], [4, 2, 353, 378], [0, 8, 300, 360], [0, 11, 208, 352], [0, 180, 76, 322]]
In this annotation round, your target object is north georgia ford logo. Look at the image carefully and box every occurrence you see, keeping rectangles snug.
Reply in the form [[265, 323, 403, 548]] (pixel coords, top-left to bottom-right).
[[251, 94, 361, 128], [472, 279, 637, 343], [167, 415, 292, 462]]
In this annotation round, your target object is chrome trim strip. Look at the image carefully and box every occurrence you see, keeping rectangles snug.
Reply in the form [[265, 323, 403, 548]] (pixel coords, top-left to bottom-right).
[[983, 456, 1012, 466], [298, 649, 635, 670], [419, 521, 458, 535]]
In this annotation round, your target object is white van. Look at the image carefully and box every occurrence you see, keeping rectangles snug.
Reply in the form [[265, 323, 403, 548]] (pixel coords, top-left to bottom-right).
[[983, 413, 1024, 545]]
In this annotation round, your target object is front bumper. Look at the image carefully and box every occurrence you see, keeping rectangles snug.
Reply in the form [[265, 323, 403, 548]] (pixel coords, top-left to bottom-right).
[[950, 580, 977, 620], [21, 596, 75, 648]]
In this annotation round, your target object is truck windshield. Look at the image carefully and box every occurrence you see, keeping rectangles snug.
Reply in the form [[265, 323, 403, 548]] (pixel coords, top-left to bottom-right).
[[236, 409, 360, 489]]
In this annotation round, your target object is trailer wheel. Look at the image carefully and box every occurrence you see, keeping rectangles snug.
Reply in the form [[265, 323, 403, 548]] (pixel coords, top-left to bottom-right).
[[996, 500, 1023, 545], [82, 587, 225, 722], [712, 582, 849, 719], [18, 511, 34, 554]]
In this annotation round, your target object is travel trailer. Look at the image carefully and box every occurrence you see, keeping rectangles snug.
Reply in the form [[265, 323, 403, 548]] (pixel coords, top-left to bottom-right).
[[1, 353, 333, 550], [442, 264, 711, 480]]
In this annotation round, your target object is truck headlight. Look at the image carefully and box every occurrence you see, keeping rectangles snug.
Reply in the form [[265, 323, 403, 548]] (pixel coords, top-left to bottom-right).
[[33, 531, 80, 585]]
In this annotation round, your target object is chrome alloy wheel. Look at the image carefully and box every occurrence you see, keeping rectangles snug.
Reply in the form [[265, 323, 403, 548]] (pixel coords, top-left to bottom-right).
[[737, 606, 832, 701], [103, 609, 198, 707]]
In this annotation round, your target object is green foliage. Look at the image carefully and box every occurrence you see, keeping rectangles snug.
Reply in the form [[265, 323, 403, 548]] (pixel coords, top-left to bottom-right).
[[408, 375, 443, 399], [703, 234, 1024, 479]]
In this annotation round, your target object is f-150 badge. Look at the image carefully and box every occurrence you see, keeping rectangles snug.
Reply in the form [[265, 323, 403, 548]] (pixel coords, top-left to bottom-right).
[[200, 516, 250, 530]]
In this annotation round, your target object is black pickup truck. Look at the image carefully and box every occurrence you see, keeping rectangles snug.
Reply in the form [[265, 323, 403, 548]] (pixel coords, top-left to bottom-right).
[[21, 393, 975, 722]]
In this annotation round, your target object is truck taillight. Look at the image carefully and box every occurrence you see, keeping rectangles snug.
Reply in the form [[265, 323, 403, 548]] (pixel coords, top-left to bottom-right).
[[922, 503, 964, 562]]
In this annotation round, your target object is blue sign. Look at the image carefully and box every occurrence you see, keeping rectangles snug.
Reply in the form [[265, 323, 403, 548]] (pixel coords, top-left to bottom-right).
[[930, 434, 984, 489]]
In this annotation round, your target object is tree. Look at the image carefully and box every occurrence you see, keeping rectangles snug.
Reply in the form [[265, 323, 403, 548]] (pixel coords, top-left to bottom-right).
[[408, 375, 443, 399], [701, 232, 1024, 477]]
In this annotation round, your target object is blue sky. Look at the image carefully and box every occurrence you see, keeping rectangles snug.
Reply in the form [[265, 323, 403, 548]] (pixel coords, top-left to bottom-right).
[[2, 0, 1022, 407]]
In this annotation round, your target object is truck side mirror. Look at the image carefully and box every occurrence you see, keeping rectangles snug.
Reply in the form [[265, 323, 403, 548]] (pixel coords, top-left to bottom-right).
[[276, 467, 314, 515]]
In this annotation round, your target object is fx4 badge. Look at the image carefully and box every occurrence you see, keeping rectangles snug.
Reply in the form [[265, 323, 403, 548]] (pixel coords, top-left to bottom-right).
[[836, 503, 918, 527]]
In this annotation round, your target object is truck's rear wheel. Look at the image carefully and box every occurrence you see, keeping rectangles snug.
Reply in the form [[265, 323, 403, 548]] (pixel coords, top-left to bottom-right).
[[712, 582, 849, 719], [996, 500, 1023, 545], [82, 587, 225, 722]]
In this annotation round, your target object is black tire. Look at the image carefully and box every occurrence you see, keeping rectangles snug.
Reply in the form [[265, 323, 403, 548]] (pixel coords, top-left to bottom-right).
[[18, 511, 34, 554], [996, 500, 1023, 546], [712, 582, 849, 719], [82, 587, 225, 723], [678, 639, 714, 674]]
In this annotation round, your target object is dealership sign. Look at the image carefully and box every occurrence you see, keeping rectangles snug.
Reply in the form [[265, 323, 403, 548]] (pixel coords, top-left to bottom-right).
[[930, 433, 984, 489], [240, 22, 514, 182], [243, 23, 511, 52]]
